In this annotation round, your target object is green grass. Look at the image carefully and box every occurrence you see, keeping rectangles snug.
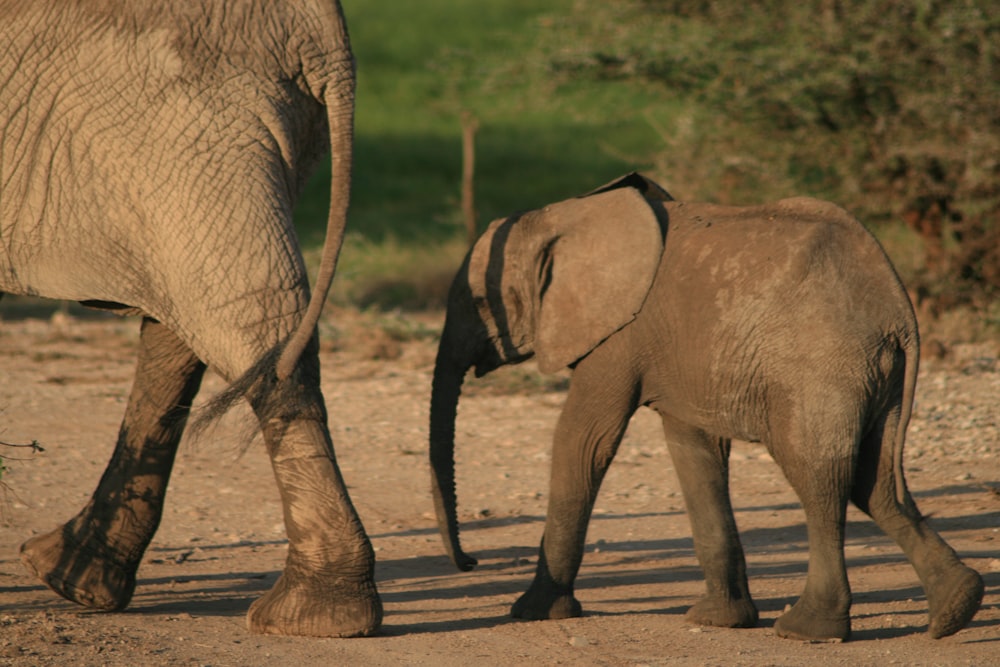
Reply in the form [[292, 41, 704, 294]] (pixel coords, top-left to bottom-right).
[[294, 0, 683, 307], [296, 6, 671, 226]]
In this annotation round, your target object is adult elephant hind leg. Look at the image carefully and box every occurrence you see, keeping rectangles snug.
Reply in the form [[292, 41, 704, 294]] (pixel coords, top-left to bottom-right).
[[851, 409, 983, 638], [244, 347, 381, 638], [662, 419, 757, 628], [21, 317, 205, 611]]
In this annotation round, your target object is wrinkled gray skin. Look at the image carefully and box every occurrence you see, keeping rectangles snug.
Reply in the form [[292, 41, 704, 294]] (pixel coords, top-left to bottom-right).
[[429, 173, 983, 641], [0, 0, 381, 637]]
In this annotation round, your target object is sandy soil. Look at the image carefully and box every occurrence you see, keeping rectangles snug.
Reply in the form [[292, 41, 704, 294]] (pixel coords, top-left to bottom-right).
[[0, 307, 997, 666]]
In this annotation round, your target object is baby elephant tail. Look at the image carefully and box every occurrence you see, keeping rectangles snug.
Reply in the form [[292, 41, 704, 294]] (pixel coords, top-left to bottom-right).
[[892, 332, 920, 505]]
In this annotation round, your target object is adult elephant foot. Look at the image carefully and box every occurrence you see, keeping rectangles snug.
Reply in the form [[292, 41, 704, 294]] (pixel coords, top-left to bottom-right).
[[19, 317, 198, 614], [251, 406, 384, 638], [510, 583, 582, 620], [685, 594, 758, 628], [20, 527, 135, 611], [926, 565, 983, 639], [773, 599, 850, 642], [247, 569, 382, 637]]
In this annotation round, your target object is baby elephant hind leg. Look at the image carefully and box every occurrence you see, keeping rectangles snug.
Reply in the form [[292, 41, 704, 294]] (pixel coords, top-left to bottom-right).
[[21, 317, 205, 610], [770, 428, 855, 642], [851, 409, 983, 638], [662, 419, 758, 629]]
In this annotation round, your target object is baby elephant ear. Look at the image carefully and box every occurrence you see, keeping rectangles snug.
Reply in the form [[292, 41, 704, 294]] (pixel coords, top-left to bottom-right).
[[534, 187, 665, 373]]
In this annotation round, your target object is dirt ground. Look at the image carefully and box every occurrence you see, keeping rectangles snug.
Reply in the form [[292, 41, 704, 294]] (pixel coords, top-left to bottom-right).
[[0, 306, 997, 666]]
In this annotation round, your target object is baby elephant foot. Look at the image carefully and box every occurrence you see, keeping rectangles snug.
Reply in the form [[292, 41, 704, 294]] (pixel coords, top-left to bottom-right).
[[20, 528, 136, 611], [926, 565, 983, 639], [511, 582, 582, 620], [685, 594, 758, 628], [774, 599, 851, 642], [247, 572, 383, 638]]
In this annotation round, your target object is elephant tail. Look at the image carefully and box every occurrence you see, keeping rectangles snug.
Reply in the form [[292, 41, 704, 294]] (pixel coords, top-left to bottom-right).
[[187, 54, 356, 435], [275, 45, 357, 382], [893, 331, 920, 506], [185, 343, 280, 443]]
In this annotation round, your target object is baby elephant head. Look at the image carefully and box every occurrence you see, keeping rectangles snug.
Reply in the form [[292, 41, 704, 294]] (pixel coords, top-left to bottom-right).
[[429, 173, 671, 570]]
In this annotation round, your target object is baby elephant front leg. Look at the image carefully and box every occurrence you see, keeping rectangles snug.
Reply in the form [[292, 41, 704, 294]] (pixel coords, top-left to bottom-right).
[[512, 356, 636, 620]]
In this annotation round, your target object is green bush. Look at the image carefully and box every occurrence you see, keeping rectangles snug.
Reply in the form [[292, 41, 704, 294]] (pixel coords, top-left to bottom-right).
[[530, 0, 999, 308], [293, 1, 996, 320]]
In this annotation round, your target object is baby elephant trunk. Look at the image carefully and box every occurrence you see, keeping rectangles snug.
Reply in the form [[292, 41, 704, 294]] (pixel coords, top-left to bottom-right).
[[428, 334, 479, 572]]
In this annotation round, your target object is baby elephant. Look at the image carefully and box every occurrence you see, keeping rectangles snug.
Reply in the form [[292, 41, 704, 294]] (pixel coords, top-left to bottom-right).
[[428, 172, 983, 641]]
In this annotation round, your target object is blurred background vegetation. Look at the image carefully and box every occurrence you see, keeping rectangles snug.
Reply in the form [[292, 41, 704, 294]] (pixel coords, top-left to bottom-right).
[[7, 1, 991, 338], [300, 0, 997, 335], [294, 0, 998, 335]]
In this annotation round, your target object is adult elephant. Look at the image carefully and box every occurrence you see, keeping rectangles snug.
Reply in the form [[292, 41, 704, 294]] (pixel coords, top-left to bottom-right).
[[428, 173, 983, 641], [0, 0, 380, 637]]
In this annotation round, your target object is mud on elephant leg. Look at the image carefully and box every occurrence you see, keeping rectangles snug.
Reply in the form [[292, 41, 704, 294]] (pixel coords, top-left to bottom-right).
[[246, 352, 382, 638], [662, 420, 758, 629], [21, 318, 205, 610]]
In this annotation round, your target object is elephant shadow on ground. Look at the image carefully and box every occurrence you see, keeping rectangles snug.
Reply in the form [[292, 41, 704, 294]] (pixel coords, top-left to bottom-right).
[[3, 493, 994, 638], [370, 495, 1000, 637], [0, 539, 280, 618], [846, 569, 1000, 642], [0, 568, 273, 618]]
